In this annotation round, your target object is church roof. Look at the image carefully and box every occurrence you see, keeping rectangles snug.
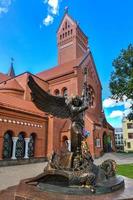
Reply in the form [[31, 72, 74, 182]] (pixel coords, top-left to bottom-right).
[[107, 122, 114, 130], [0, 73, 10, 83], [37, 51, 90, 81], [37, 56, 83, 81], [0, 93, 45, 117], [0, 79, 24, 92]]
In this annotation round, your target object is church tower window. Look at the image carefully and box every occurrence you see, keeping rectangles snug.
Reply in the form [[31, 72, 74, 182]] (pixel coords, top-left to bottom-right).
[[88, 85, 95, 108], [65, 21, 67, 29]]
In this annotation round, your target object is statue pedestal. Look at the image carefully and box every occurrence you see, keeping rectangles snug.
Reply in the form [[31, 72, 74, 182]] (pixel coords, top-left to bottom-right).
[[0, 176, 133, 200], [13, 176, 133, 200]]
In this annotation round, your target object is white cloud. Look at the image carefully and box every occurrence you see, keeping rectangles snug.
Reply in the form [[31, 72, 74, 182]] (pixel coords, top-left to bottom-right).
[[0, 6, 7, 13], [123, 108, 131, 116], [103, 97, 132, 109], [109, 110, 123, 118], [0, 0, 12, 14], [108, 108, 132, 120], [43, 0, 62, 26], [124, 100, 132, 109], [104, 97, 132, 121], [46, 0, 59, 15], [103, 98, 123, 108], [43, 14, 54, 26]]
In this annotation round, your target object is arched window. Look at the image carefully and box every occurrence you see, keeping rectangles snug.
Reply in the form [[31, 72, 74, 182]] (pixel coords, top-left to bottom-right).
[[54, 89, 60, 96], [62, 87, 68, 98], [28, 133, 36, 158], [65, 21, 67, 29], [88, 85, 95, 107], [62, 136, 70, 151], [71, 29, 73, 35], [2, 131, 13, 159], [60, 35, 62, 40], [15, 133, 25, 159]]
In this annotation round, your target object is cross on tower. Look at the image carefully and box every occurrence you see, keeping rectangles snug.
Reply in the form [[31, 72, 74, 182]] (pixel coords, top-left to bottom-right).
[[64, 6, 69, 13], [11, 57, 14, 64]]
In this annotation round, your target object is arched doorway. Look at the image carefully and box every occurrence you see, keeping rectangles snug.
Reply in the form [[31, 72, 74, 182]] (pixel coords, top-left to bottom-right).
[[15, 132, 25, 159], [62, 87, 68, 98], [2, 131, 13, 159], [103, 132, 112, 153], [28, 133, 36, 158]]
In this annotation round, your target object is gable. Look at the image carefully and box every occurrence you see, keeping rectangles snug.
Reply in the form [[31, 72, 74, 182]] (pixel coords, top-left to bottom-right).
[[80, 51, 102, 89], [57, 13, 76, 33]]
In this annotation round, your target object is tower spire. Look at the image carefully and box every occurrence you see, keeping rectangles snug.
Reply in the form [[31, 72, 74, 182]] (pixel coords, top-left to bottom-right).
[[8, 57, 15, 78]]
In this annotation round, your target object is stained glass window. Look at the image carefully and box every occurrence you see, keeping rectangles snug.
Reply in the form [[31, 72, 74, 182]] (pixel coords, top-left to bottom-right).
[[3, 131, 13, 159], [15, 133, 25, 159], [28, 134, 35, 158]]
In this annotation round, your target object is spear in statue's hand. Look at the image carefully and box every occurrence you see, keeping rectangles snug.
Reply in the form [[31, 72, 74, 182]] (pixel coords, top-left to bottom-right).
[[82, 67, 89, 107]]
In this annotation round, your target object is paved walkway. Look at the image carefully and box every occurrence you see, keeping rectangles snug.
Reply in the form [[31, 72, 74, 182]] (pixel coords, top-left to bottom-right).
[[94, 152, 133, 165], [0, 162, 47, 190], [0, 153, 133, 191]]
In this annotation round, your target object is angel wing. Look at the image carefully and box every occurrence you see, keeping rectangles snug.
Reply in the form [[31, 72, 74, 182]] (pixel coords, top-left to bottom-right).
[[28, 76, 71, 119]]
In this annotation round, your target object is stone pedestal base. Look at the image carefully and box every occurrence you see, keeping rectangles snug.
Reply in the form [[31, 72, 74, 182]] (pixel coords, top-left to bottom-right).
[[13, 177, 133, 200]]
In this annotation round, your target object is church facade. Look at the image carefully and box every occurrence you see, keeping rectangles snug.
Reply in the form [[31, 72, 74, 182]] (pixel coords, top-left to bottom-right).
[[0, 12, 115, 163]]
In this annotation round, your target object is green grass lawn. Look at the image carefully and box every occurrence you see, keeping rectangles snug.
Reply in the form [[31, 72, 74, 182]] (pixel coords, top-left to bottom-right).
[[117, 164, 133, 179]]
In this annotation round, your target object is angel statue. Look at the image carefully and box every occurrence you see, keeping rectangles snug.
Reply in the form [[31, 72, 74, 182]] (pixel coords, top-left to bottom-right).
[[27, 76, 119, 193], [28, 76, 88, 155]]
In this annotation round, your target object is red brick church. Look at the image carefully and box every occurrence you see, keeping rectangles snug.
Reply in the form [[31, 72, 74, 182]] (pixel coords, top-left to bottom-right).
[[0, 11, 115, 162]]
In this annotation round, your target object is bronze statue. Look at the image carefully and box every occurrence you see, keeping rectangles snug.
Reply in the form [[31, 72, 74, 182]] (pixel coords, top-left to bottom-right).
[[27, 75, 124, 194], [28, 76, 88, 155]]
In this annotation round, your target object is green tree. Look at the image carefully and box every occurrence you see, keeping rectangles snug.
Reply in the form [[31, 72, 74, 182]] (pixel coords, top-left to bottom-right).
[[109, 44, 133, 120]]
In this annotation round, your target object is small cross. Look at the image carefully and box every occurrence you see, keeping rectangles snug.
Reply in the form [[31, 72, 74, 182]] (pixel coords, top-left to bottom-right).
[[11, 57, 14, 63], [64, 6, 69, 13]]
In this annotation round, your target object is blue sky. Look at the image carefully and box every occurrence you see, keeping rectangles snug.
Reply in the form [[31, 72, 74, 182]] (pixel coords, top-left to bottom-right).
[[0, 0, 133, 128]]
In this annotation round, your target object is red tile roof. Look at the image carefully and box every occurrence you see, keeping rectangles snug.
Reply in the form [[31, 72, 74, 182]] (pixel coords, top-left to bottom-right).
[[37, 57, 83, 81], [0, 73, 10, 83], [0, 79, 24, 91], [0, 93, 45, 117]]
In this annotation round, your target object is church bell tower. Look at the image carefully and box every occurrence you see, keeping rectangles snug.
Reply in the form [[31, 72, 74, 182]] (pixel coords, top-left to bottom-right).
[[57, 9, 88, 65]]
